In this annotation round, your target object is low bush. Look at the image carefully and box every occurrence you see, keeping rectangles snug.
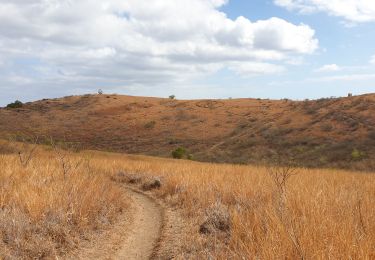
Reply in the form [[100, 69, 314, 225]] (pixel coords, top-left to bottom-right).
[[320, 123, 333, 132], [6, 100, 23, 109], [351, 149, 366, 161], [142, 177, 162, 191], [172, 147, 187, 159], [199, 200, 231, 235], [368, 130, 375, 141], [144, 121, 156, 129]]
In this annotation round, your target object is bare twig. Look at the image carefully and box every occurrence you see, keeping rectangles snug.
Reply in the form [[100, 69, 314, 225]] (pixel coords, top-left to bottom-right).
[[267, 163, 304, 259], [50, 137, 84, 179], [355, 192, 367, 237], [10, 135, 39, 167]]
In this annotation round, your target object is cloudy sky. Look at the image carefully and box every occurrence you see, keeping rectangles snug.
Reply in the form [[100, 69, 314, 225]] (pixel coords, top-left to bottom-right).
[[1, 0, 375, 105]]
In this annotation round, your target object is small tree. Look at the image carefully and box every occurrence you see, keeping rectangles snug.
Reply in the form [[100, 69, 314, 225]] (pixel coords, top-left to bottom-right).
[[6, 100, 23, 109], [98, 89, 103, 95], [169, 95, 175, 100], [172, 147, 186, 159]]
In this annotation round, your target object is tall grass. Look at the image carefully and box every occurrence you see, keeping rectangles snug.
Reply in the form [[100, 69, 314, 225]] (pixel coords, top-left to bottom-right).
[[100, 153, 375, 259], [0, 145, 127, 259], [1, 141, 374, 259]]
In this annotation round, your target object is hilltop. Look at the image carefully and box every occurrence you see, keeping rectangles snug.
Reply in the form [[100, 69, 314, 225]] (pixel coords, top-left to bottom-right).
[[1, 93, 374, 170]]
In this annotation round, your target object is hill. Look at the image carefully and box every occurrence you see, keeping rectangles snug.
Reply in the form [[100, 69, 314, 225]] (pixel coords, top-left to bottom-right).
[[1, 93, 374, 170]]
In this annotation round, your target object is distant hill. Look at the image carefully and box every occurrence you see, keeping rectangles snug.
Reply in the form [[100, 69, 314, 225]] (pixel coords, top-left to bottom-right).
[[1, 93, 374, 170]]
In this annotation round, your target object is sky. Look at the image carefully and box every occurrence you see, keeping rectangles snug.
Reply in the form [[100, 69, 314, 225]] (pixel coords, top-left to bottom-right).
[[0, 0, 375, 106]]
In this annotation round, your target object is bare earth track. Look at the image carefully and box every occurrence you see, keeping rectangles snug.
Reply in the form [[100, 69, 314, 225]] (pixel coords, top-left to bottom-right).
[[69, 186, 165, 260], [115, 188, 162, 260]]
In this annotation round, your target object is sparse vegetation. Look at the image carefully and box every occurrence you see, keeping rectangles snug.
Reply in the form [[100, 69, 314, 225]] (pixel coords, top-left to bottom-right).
[[6, 100, 23, 109], [172, 147, 187, 159], [169, 95, 175, 100], [351, 148, 366, 161], [144, 120, 156, 129], [321, 123, 333, 132], [0, 94, 374, 170]]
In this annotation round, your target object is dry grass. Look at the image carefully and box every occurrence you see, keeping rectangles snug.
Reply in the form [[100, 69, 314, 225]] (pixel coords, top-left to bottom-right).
[[102, 153, 375, 259], [0, 142, 127, 259], [1, 140, 375, 259]]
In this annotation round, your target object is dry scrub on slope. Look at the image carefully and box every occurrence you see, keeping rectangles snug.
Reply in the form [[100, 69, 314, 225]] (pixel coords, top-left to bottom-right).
[[1, 93, 374, 170], [105, 153, 375, 259], [0, 141, 127, 259]]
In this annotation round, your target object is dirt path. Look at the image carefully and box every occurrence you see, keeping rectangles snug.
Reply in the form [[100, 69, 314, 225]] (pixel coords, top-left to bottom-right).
[[67, 186, 164, 260], [114, 187, 163, 259]]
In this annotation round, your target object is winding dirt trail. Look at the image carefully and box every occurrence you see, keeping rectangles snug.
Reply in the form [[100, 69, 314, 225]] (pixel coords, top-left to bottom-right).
[[68, 186, 165, 260], [114, 188, 163, 259]]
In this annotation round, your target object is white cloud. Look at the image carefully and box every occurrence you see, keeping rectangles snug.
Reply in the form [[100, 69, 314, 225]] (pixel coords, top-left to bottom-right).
[[229, 62, 285, 76], [274, 0, 375, 23], [370, 55, 375, 64], [310, 73, 375, 82], [0, 0, 318, 95], [315, 64, 341, 72]]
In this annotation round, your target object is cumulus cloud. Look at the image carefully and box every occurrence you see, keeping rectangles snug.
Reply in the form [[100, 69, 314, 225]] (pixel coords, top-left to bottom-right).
[[274, 0, 375, 23], [315, 64, 341, 72], [0, 0, 318, 97]]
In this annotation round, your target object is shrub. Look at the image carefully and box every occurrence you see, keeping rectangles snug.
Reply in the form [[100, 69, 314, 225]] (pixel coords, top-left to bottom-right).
[[172, 147, 187, 159], [321, 123, 333, 132], [144, 121, 156, 129], [368, 130, 375, 141], [142, 177, 162, 191], [351, 149, 365, 161], [111, 171, 143, 184], [169, 95, 175, 100], [6, 100, 23, 109], [199, 200, 231, 235]]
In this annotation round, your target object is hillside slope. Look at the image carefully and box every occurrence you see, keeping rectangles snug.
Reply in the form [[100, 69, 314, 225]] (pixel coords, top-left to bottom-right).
[[1, 94, 374, 170]]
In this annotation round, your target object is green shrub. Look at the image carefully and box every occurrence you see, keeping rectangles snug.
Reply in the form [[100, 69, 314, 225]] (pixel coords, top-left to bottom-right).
[[351, 149, 365, 161], [169, 95, 175, 100], [6, 100, 23, 109], [172, 147, 187, 159]]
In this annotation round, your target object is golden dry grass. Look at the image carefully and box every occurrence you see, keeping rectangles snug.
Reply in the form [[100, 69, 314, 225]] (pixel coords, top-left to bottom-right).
[[1, 141, 374, 259], [96, 152, 375, 259], [0, 143, 127, 259]]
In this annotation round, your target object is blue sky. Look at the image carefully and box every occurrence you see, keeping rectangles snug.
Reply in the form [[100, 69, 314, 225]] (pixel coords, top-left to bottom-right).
[[0, 0, 375, 106]]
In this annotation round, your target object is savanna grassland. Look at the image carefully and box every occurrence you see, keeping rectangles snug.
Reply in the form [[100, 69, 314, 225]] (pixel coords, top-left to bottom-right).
[[104, 152, 375, 259], [1, 140, 373, 259], [0, 141, 127, 259]]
